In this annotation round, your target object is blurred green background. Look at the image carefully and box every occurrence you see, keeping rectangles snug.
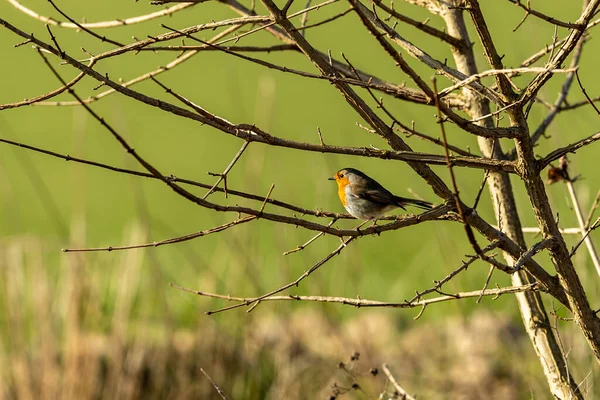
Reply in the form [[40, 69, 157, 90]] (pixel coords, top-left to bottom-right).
[[1, 0, 600, 398]]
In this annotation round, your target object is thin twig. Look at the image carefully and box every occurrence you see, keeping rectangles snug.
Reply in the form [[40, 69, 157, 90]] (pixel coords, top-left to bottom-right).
[[506, 0, 585, 29], [203, 141, 250, 200], [407, 241, 501, 304], [538, 132, 600, 170], [570, 216, 600, 260], [259, 184, 275, 213], [432, 77, 483, 256], [513, 238, 556, 271], [8, 0, 196, 28], [284, 218, 338, 255], [35, 25, 242, 107], [62, 216, 256, 252], [477, 265, 495, 303], [205, 236, 356, 314], [584, 190, 600, 229], [381, 364, 416, 400], [575, 70, 600, 115], [200, 368, 229, 400], [171, 282, 540, 309], [46, 0, 123, 46]]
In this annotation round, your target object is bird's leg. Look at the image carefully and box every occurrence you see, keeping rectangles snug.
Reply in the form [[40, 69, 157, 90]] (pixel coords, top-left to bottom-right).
[[370, 218, 383, 236], [354, 219, 369, 233]]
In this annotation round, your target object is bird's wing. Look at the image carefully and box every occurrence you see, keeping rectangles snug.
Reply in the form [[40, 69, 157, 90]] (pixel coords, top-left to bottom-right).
[[356, 187, 406, 210]]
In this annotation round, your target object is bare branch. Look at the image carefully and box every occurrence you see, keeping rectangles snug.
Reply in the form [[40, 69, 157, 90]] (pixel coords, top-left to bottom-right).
[[223, 0, 463, 108], [438, 67, 576, 100], [575, 70, 600, 115], [46, 0, 123, 46], [407, 241, 501, 304], [205, 236, 357, 314], [171, 282, 541, 309], [1, 23, 508, 172], [513, 238, 556, 271], [382, 364, 416, 400], [506, 0, 586, 29], [520, 1, 599, 105], [571, 217, 600, 259], [522, 31, 588, 153], [200, 368, 230, 400], [351, 0, 508, 108], [34, 25, 241, 107], [538, 131, 600, 170], [585, 190, 600, 229], [62, 216, 256, 253], [203, 141, 250, 200], [465, 0, 515, 99], [7, 0, 198, 29], [371, 0, 466, 49], [560, 158, 600, 276]]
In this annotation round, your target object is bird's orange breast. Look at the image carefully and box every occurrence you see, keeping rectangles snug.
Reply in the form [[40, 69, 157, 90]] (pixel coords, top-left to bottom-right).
[[336, 177, 350, 206]]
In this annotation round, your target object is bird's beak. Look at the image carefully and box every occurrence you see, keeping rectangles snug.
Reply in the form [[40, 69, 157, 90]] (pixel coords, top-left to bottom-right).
[[328, 176, 336, 181]]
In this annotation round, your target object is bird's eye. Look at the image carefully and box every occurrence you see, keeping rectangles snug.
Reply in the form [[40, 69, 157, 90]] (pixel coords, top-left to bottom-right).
[[339, 173, 344, 178]]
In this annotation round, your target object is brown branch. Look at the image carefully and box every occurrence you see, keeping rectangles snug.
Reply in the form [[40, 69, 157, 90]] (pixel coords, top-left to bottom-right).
[[506, 0, 586, 29], [585, 190, 600, 229], [205, 236, 357, 314], [438, 67, 576, 100], [34, 25, 241, 107], [575, 70, 600, 115], [341, 53, 472, 157], [234, 0, 570, 309], [562, 159, 600, 276], [222, 0, 464, 108], [2, 22, 507, 172], [0, 66, 89, 110], [63, 216, 256, 252], [520, 1, 599, 105], [158, 23, 441, 106], [349, 0, 522, 139], [283, 218, 338, 255], [8, 0, 197, 28], [353, 1, 507, 109], [465, 0, 516, 100], [145, 43, 299, 52], [171, 282, 541, 309], [381, 364, 416, 400], [199, 368, 230, 400], [1, 10, 570, 309], [293, 7, 352, 31], [538, 131, 600, 170], [0, 134, 439, 222], [33, 30, 452, 242], [212, 0, 340, 47], [203, 141, 250, 200], [407, 241, 501, 304], [570, 217, 600, 258], [558, 96, 600, 112], [521, 30, 589, 155], [513, 238, 556, 271], [432, 76, 485, 257], [371, 0, 466, 49], [46, 0, 123, 46]]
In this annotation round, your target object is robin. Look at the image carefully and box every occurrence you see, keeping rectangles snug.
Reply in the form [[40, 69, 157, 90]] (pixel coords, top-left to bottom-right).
[[329, 168, 433, 222]]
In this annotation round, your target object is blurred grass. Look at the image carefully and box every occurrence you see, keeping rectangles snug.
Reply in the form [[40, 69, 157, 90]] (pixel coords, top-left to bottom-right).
[[0, 0, 600, 398]]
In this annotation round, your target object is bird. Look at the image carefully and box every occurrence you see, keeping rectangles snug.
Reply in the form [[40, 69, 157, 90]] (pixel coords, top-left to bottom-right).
[[328, 168, 433, 222]]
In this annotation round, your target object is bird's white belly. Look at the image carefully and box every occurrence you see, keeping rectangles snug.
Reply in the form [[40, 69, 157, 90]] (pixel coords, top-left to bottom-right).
[[344, 187, 396, 220]]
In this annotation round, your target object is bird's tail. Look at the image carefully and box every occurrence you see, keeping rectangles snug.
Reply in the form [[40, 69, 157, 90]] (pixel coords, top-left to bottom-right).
[[394, 196, 434, 210]]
